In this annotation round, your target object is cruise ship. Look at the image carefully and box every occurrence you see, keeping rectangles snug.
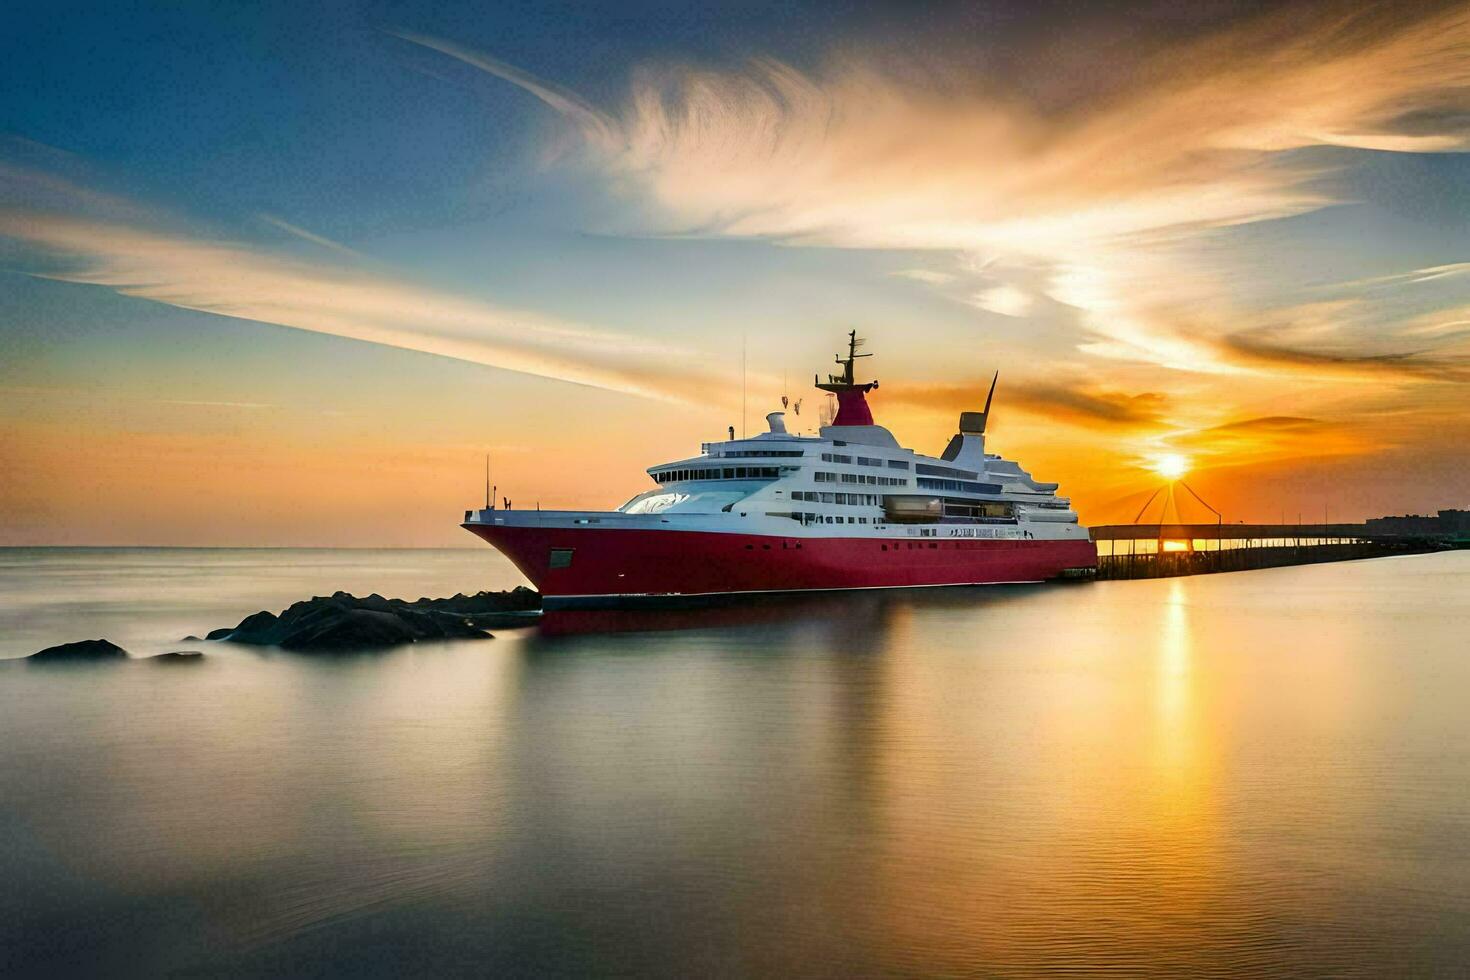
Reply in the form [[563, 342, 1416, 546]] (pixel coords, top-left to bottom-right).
[[464, 333, 1097, 607]]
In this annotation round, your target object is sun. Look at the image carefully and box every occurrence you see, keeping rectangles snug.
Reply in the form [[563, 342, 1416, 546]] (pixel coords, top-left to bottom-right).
[[1152, 454, 1190, 481]]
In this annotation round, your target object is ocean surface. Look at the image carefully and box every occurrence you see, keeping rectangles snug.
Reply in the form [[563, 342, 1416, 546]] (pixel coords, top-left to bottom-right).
[[2, 547, 1468, 977]]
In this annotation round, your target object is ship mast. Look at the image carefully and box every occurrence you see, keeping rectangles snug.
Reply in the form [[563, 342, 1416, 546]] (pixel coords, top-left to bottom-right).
[[814, 330, 879, 427], [815, 329, 875, 392]]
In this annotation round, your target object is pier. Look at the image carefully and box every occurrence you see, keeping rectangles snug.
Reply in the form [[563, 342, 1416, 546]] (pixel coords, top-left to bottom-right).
[[1089, 523, 1448, 580]]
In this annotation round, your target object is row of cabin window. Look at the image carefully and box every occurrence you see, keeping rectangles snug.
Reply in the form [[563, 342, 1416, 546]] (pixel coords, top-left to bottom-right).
[[790, 491, 880, 505], [915, 462, 980, 480], [813, 471, 907, 486], [819, 452, 910, 471], [653, 466, 779, 483], [791, 513, 869, 525], [917, 477, 1002, 494], [718, 450, 806, 458]]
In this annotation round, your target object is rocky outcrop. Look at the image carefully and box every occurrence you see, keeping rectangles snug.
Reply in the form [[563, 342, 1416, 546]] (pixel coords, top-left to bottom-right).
[[206, 588, 540, 651], [152, 651, 204, 663], [29, 639, 129, 661]]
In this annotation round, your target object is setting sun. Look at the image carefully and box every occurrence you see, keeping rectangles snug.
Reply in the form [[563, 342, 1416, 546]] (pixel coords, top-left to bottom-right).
[[1152, 454, 1191, 481]]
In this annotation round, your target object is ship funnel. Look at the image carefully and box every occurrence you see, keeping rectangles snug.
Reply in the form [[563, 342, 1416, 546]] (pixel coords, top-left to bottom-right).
[[766, 411, 788, 434], [959, 412, 988, 435], [942, 371, 997, 467], [959, 371, 999, 435]]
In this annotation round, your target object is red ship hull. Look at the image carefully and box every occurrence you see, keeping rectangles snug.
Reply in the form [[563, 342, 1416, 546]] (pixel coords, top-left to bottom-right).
[[464, 523, 1097, 606]]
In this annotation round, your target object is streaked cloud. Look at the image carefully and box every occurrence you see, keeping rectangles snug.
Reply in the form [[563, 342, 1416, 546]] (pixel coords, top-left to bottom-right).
[[157, 399, 276, 410], [890, 268, 956, 286], [406, 6, 1468, 250], [403, 5, 1470, 376], [1167, 415, 1369, 468], [1345, 262, 1470, 289], [1212, 327, 1470, 383], [0, 191, 720, 403], [889, 378, 1171, 431]]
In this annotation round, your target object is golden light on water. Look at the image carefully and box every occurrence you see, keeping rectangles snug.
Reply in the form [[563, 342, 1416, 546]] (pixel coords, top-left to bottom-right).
[[1152, 454, 1191, 482]]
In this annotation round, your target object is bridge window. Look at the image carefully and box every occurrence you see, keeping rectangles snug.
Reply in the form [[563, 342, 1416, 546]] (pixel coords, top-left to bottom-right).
[[916, 463, 980, 480], [917, 477, 1003, 494], [887, 460, 910, 470]]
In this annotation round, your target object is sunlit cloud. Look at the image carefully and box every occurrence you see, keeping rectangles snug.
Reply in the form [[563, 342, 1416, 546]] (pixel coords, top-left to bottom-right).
[[969, 285, 1033, 318], [1344, 262, 1470, 289], [405, 6, 1469, 249], [1166, 415, 1371, 469], [890, 268, 956, 286], [402, 5, 1469, 378]]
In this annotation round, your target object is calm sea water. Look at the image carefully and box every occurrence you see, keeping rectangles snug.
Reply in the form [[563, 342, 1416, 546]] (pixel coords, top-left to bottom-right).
[[2, 547, 1468, 977]]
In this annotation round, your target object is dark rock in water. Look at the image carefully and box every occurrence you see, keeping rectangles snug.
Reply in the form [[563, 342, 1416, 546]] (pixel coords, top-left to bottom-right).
[[409, 587, 540, 615], [153, 651, 204, 663], [203, 587, 538, 651], [228, 610, 280, 644], [281, 609, 422, 650], [30, 639, 128, 661], [180, 635, 204, 642], [205, 627, 235, 640]]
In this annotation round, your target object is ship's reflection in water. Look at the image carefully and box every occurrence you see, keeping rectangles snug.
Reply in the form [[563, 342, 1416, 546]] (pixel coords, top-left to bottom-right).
[[535, 584, 1041, 637], [3, 553, 1470, 976]]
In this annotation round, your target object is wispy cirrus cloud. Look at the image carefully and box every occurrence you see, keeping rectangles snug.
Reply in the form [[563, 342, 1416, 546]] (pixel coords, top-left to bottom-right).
[[0, 183, 719, 403], [404, 4, 1470, 248], [401, 3, 1470, 378]]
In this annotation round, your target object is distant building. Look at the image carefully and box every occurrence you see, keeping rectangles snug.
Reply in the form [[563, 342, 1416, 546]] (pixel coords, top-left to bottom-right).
[[1365, 509, 1469, 537]]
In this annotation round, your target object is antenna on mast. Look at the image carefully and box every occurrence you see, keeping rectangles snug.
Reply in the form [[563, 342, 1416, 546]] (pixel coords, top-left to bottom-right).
[[485, 454, 490, 510]]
